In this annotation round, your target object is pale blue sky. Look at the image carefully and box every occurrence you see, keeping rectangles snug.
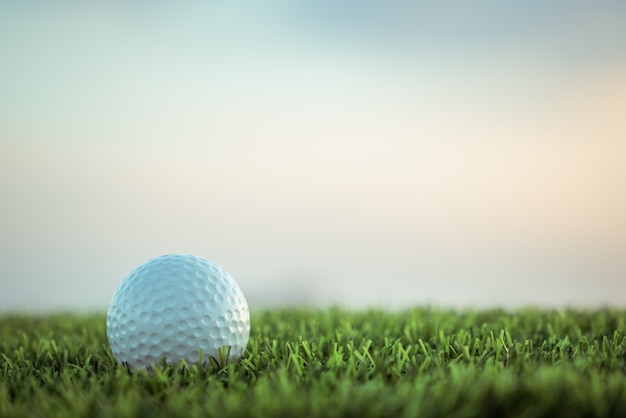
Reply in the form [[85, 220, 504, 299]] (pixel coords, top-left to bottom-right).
[[1, 2, 625, 311]]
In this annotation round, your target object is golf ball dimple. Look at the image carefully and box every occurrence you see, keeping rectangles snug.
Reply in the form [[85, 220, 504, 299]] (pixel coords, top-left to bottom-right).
[[106, 254, 250, 370]]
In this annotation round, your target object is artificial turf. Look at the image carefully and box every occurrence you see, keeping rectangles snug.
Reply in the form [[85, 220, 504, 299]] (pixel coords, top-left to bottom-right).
[[1, 308, 625, 417]]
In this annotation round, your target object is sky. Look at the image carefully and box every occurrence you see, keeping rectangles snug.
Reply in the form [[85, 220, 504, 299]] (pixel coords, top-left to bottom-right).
[[1, 1, 625, 312]]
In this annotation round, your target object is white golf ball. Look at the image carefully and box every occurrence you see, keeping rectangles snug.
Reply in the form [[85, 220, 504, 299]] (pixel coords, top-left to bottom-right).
[[106, 254, 250, 370]]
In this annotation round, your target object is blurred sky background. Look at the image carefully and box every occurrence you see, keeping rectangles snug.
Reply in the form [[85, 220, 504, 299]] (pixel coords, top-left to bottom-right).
[[1, 1, 625, 312]]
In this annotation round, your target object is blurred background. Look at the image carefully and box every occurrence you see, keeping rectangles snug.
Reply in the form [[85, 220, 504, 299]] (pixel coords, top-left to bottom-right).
[[1, 1, 625, 312]]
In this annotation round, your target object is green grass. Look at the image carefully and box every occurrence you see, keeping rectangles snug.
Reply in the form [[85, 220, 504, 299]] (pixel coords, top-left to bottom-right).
[[1, 308, 625, 417]]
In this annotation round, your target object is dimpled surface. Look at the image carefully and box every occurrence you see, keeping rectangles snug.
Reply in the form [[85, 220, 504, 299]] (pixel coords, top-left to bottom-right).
[[106, 254, 250, 370]]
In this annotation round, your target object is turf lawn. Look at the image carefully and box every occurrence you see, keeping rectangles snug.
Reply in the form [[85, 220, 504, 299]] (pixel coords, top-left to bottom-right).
[[1, 308, 625, 417]]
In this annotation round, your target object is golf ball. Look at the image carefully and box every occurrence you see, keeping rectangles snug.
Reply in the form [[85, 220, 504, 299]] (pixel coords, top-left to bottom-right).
[[106, 254, 250, 370]]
